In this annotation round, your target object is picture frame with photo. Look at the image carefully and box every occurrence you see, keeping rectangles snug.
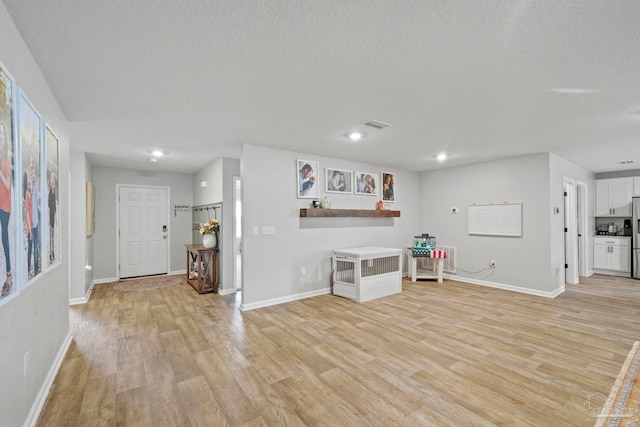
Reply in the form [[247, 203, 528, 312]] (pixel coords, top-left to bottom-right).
[[325, 168, 352, 194], [297, 159, 319, 199], [45, 125, 60, 269], [354, 171, 378, 196], [381, 171, 395, 202], [0, 62, 17, 304], [18, 89, 44, 287]]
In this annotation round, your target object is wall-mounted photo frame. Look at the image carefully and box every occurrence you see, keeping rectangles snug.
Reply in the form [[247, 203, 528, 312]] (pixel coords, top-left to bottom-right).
[[354, 171, 378, 196], [326, 168, 352, 194], [45, 126, 60, 269], [297, 159, 319, 199], [18, 90, 44, 286], [381, 171, 395, 202], [0, 62, 17, 304]]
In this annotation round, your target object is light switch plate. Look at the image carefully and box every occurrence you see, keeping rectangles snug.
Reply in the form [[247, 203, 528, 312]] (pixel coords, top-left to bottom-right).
[[262, 225, 276, 235]]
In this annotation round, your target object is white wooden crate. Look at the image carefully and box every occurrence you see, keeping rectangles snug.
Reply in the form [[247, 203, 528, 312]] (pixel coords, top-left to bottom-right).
[[332, 247, 402, 302]]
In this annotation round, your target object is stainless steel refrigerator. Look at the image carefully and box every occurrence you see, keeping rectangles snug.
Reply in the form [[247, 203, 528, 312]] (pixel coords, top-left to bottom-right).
[[634, 197, 640, 279]]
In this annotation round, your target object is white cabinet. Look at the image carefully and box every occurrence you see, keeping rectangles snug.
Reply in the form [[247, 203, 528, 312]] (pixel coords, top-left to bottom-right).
[[634, 177, 640, 196], [595, 178, 633, 216], [593, 236, 630, 274]]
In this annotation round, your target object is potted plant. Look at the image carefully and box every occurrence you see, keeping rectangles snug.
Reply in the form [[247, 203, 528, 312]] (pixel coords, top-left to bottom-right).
[[193, 218, 220, 248]]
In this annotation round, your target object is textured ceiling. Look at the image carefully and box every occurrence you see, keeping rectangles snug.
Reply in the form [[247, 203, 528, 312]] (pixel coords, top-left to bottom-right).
[[3, 0, 640, 173]]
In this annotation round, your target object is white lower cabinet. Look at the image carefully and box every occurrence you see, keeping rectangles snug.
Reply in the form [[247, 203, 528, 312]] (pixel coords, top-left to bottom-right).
[[593, 236, 630, 275]]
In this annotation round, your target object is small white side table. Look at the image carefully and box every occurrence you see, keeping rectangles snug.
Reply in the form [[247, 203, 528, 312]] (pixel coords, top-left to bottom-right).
[[405, 248, 445, 283]]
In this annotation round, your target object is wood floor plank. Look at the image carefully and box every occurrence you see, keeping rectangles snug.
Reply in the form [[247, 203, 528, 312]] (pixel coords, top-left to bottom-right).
[[36, 274, 640, 426]]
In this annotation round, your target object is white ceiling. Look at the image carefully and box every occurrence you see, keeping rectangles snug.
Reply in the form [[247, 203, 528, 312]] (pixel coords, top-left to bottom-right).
[[3, 0, 640, 174]]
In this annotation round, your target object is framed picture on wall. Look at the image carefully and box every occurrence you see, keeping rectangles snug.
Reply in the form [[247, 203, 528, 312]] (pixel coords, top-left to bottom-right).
[[19, 89, 44, 287], [354, 171, 377, 196], [381, 171, 395, 202], [45, 125, 60, 269], [297, 159, 319, 199], [325, 168, 352, 194], [0, 62, 17, 304]]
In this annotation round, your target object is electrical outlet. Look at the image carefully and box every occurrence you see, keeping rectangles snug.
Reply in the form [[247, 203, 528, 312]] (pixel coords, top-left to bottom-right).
[[251, 226, 259, 236], [490, 260, 496, 268], [301, 267, 306, 276]]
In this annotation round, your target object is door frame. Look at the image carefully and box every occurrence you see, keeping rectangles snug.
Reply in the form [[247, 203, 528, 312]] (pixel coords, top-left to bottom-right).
[[576, 181, 589, 277], [115, 184, 171, 280], [563, 178, 579, 285]]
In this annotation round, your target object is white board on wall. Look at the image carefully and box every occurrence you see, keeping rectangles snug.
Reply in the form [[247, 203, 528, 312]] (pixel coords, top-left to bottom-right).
[[468, 202, 522, 237]]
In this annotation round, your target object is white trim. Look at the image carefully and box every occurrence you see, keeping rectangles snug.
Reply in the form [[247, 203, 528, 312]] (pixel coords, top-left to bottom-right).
[[240, 287, 330, 311], [115, 184, 171, 280], [168, 269, 186, 276], [93, 277, 117, 285], [586, 269, 594, 277], [563, 177, 579, 285], [69, 282, 93, 305], [218, 287, 237, 296], [592, 269, 631, 277], [444, 274, 565, 298], [576, 180, 589, 278], [23, 333, 73, 427]]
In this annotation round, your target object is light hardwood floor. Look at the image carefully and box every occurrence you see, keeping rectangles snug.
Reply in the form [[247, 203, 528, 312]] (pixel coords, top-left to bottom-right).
[[36, 274, 640, 426]]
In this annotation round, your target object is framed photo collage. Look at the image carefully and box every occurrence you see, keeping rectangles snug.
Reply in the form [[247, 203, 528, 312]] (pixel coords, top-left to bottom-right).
[[0, 61, 61, 307]]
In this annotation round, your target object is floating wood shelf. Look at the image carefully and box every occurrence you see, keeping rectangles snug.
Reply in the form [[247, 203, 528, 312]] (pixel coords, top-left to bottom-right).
[[299, 208, 400, 218]]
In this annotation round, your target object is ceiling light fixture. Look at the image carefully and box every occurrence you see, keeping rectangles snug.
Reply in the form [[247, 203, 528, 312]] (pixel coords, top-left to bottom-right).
[[151, 150, 164, 157], [549, 88, 595, 95], [348, 132, 363, 141], [436, 153, 447, 162]]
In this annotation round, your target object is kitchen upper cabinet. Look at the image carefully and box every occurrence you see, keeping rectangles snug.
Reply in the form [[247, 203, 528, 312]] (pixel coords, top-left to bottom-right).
[[634, 176, 640, 196], [595, 178, 633, 217]]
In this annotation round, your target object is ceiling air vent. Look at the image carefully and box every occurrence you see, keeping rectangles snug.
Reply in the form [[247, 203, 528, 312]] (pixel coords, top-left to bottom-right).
[[362, 119, 392, 130]]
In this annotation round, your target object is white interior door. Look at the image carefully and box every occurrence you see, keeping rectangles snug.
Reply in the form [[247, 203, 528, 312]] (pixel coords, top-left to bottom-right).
[[119, 186, 168, 278]]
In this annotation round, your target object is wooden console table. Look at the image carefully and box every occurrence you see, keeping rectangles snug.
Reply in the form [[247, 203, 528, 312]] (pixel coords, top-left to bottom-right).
[[185, 244, 218, 294]]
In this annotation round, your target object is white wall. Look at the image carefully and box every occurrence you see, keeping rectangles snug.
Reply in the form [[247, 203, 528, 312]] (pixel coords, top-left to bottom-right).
[[0, 4, 71, 426], [91, 167, 194, 280], [419, 153, 558, 295], [69, 151, 93, 301], [193, 157, 241, 292], [241, 144, 420, 309]]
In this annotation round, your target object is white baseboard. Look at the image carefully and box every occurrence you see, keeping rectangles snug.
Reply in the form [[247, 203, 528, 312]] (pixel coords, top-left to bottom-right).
[[218, 287, 237, 296], [169, 269, 187, 276], [241, 287, 330, 311], [444, 274, 565, 298], [585, 269, 594, 277], [592, 269, 631, 278], [24, 332, 73, 427], [69, 280, 95, 305], [93, 277, 117, 285]]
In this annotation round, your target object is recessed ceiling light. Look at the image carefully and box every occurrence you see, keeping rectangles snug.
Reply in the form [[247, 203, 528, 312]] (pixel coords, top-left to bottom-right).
[[436, 153, 447, 162], [150, 158, 158, 163], [152, 150, 164, 157], [348, 132, 362, 141]]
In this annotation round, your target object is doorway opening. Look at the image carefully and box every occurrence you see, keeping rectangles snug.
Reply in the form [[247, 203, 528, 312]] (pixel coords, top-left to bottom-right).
[[233, 176, 242, 292]]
